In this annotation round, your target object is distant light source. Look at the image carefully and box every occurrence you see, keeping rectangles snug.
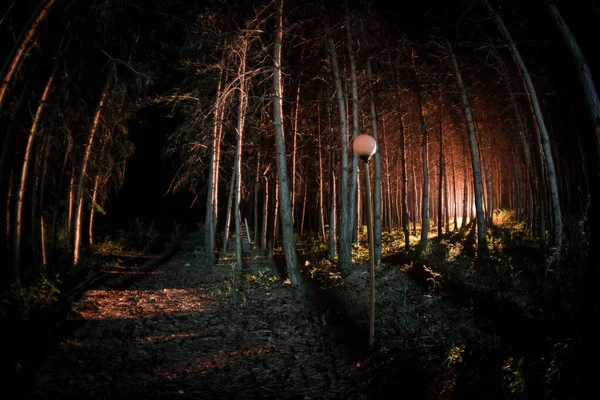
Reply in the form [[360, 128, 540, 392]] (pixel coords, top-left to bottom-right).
[[352, 133, 377, 349], [352, 134, 377, 160]]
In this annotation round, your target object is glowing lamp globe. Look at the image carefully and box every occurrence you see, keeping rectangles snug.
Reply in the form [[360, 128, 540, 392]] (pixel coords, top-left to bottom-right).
[[353, 134, 377, 160]]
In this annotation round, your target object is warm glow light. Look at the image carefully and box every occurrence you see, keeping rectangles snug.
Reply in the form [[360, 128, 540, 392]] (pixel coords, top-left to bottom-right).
[[352, 134, 377, 157]]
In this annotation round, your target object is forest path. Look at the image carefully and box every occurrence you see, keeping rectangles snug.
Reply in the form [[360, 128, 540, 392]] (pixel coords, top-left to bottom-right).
[[29, 248, 360, 399]]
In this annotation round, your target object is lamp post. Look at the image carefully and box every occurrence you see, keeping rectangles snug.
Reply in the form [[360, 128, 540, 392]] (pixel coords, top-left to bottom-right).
[[352, 134, 377, 349]]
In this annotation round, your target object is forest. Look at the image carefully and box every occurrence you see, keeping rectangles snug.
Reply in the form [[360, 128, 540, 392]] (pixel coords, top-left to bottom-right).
[[1, 0, 600, 398]]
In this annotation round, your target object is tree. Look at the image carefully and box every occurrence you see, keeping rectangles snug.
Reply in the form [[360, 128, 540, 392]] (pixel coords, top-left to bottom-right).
[[272, 0, 303, 289], [483, 0, 563, 259], [447, 40, 488, 259]]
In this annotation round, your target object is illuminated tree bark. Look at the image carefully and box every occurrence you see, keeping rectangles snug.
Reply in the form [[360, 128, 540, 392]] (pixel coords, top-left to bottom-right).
[[345, 2, 360, 255], [317, 102, 326, 240], [326, 92, 337, 259], [366, 49, 382, 265], [254, 153, 261, 246], [73, 75, 110, 265], [448, 40, 488, 259], [0, 0, 56, 112], [233, 37, 248, 272], [205, 64, 225, 266], [272, 0, 302, 288], [291, 78, 301, 224], [438, 105, 444, 237], [14, 64, 58, 278], [325, 20, 352, 275], [222, 161, 236, 255], [416, 89, 430, 254], [0, 81, 29, 253], [261, 173, 269, 251]]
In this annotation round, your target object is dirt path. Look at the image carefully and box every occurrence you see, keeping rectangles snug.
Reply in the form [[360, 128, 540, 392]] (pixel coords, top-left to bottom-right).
[[29, 251, 361, 399]]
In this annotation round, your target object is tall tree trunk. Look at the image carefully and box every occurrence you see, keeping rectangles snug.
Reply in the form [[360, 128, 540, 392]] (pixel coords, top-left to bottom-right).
[[451, 150, 458, 231], [262, 174, 269, 251], [65, 170, 75, 250], [39, 135, 51, 266], [222, 160, 236, 255], [14, 63, 58, 278], [0, 80, 29, 253], [398, 103, 410, 250], [438, 105, 444, 237], [383, 117, 393, 233], [546, 0, 600, 186], [273, 179, 279, 247], [205, 64, 225, 266], [254, 153, 260, 246], [327, 93, 337, 258], [484, 0, 562, 258], [329, 173, 337, 259], [345, 2, 360, 255], [411, 152, 418, 235], [272, 0, 302, 288], [317, 102, 326, 240], [0, 0, 57, 111], [416, 90, 430, 254], [291, 78, 301, 225], [73, 74, 110, 265], [325, 20, 352, 275], [233, 37, 248, 273], [448, 40, 488, 259], [300, 178, 307, 235], [444, 161, 450, 234], [366, 52, 382, 265], [462, 151, 469, 230]]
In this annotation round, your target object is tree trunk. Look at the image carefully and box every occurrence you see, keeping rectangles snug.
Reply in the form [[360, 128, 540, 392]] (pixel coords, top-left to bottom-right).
[[262, 174, 269, 252], [0, 0, 57, 111], [329, 173, 337, 259], [462, 151, 469, 230], [366, 53, 382, 265], [0, 80, 30, 252], [345, 2, 360, 257], [254, 153, 260, 246], [416, 89, 430, 254], [325, 20, 352, 276], [222, 161, 236, 255], [291, 78, 301, 225], [444, 161, 450, 234], [483, 0, 562, 258], [205, 64, 225, 266], [438, 105, 444, 237], [39, 135, 51, 266], [73, 74, 110, 265], [448, 40, 488, 259], [272, 0, 302, 289], [14, 63, 58, 278], [451, 150, 458, 231], [547, 0, 600, 185], [317, 102, 326, 240], [233, 37, 248, 273], [397, 103, 410, 250]]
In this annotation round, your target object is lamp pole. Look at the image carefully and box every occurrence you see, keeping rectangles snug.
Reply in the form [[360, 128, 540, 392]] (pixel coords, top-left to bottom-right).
[[353, 134, 377, 349]]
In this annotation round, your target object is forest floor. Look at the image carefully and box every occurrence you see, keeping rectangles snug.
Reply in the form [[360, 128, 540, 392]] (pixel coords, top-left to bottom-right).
[[13, 214, 579, 399]]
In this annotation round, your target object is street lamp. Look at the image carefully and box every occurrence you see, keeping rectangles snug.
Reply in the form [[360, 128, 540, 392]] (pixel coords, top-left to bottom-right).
[[352, 134, 377, 349]]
